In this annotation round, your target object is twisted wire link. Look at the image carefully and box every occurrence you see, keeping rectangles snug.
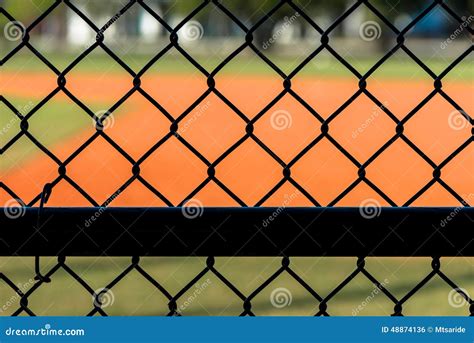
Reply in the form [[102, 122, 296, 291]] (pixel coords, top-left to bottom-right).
[[0, 0, 472, 207]]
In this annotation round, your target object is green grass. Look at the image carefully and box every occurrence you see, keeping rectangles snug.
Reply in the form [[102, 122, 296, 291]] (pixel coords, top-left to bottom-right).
[[0, 257, 472, 316], [3, 51, 473, 81], [1, 97, 124, 172]]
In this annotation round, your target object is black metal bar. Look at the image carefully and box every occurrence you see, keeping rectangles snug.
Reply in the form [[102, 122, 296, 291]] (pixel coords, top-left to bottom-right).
[[1, 0, 473, 317], [1, 208, 472, 256]]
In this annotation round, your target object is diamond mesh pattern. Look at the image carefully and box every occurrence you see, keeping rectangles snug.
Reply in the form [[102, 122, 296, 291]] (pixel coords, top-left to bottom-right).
[[1, 0, 472, 207], [1, 256, 473, 316], [1, 0, 472, 317]]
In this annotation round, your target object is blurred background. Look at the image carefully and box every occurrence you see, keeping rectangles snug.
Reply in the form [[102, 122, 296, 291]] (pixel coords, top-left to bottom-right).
[[1, 0, 473, 316], [1, 257, 473, 316], [1, 0, 473, 69]]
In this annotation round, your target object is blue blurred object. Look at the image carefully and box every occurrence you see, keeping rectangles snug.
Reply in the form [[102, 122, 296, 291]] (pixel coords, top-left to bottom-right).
[[410, 5, 450, 36]]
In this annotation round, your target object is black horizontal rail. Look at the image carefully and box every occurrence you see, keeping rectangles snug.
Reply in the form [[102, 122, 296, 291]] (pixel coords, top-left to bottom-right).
[[1, 0, 473, 317], [1, 207, 472, 257]]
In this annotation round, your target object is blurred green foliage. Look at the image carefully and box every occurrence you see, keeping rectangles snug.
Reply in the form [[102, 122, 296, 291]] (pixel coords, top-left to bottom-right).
[[2, 0, 52, 20], [2, 0, 471, 21]]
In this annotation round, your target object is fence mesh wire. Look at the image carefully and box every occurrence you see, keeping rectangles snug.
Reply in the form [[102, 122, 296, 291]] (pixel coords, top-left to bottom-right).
[[1, 0, 472, 207], [1, 256, 473, 316], [0, 0, 473, 316]]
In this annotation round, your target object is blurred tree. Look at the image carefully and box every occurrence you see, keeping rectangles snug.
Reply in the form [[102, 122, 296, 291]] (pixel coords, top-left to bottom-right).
[[2, 0, 470, 44], [2, 0, 52, 21], [2, 0, 67, 42]]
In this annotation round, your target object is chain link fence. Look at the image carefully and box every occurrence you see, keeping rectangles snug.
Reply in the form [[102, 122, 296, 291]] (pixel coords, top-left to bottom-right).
[[0, 256, 472, 316], [1, 0, 473, 316]]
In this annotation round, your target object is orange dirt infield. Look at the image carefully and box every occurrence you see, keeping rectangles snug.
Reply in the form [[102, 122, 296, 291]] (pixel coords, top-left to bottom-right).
[[1, 72, 472, 207]]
